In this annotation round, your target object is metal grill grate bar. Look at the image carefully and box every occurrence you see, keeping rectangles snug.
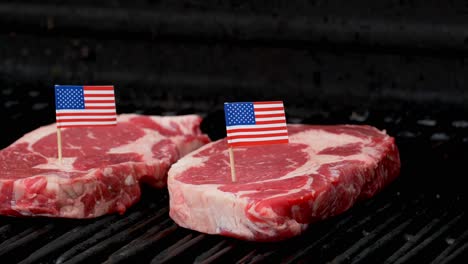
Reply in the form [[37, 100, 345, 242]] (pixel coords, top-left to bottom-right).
[[393, 213, 465, 264], [60, 207, 169, 264], [280, 215, 356, 264], [150, 233, 207, 264], [234, 249, 269, 264], [331, 212, 403, 263], [350, 218, 413, 264], [384, 216, 442, 264], [18, 215, 120, 264], [438, 242, 468, 264], [194, 240, 237, 264], [282, 199, 396, 264], [0, 224, 55, 259], [430, 225, 468, 264], [55, 204, 164, 264], [0, 227, 37, 257], [0, 224, 12, 239], [104, 220, 177, 264]]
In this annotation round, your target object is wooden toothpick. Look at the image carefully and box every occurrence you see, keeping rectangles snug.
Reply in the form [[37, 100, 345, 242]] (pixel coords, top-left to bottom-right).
[[228, 147, 237, 182], [56, 128, 63, 163]]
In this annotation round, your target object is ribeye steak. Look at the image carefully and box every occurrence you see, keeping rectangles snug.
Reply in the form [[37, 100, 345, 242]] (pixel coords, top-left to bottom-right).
[[0, 114, 210, 218], [168, 124, 400, 241]]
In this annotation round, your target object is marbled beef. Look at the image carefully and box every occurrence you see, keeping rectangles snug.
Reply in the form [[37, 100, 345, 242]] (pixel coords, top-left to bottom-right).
[[0, 114, 210, 218], [168, 124, 400, 241]]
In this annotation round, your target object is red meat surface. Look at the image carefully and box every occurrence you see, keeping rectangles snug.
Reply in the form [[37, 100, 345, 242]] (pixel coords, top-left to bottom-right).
[[168, 124, 400, 241], [0, 114, 210, 218]]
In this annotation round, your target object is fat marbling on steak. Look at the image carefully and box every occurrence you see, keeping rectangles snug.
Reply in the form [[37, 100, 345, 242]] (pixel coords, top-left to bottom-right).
[[168, 124, 400, 241], [0, 114, 210, 218]]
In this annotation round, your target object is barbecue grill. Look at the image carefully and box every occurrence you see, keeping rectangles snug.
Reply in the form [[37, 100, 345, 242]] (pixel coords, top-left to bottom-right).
[[1, 1, 468, 263]]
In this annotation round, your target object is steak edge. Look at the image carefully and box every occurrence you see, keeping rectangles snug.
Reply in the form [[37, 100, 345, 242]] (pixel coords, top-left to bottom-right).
[[168, 124, 400, 241], [0, 114, 210, 218]]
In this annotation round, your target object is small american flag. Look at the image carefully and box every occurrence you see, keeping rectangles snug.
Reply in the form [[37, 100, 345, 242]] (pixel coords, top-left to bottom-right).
[[55, 85, 117, 128], [224, 101, 289, 147]]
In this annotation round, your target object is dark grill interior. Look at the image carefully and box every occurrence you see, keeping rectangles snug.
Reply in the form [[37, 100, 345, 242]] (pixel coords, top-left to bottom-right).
[[1, 106, 467, 264], [1, 1, 468, 263]]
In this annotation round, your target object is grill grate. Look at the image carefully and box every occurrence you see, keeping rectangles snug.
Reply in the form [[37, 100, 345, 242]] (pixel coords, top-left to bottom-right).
[[1, 87, 468, 263], [3, 186, 466, 263]]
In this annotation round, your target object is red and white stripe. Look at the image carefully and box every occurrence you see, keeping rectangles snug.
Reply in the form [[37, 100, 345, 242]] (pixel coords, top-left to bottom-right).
[[227, 101, 288, 147], [56, 86, 117, 128]]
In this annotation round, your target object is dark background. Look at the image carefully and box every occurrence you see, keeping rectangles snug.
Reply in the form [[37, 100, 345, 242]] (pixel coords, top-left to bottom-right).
[[1, 1, 467, 191]]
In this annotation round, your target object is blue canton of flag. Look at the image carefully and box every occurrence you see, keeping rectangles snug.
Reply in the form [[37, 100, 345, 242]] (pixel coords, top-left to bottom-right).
[[55, 86, 86, 109], [224, 103, 256, 126]]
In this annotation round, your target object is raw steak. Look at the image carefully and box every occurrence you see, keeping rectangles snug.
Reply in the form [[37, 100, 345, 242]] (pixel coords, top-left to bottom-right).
[[0, 114, 210, 218], [168, 124, 400, 241]]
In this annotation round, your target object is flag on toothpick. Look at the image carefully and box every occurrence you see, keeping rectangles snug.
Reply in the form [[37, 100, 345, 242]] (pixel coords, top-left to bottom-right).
[[55, 85, 117, 128], [54, 85, 117, 162], [224, 101, 289, 147], [224, 101, 289, 182]]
